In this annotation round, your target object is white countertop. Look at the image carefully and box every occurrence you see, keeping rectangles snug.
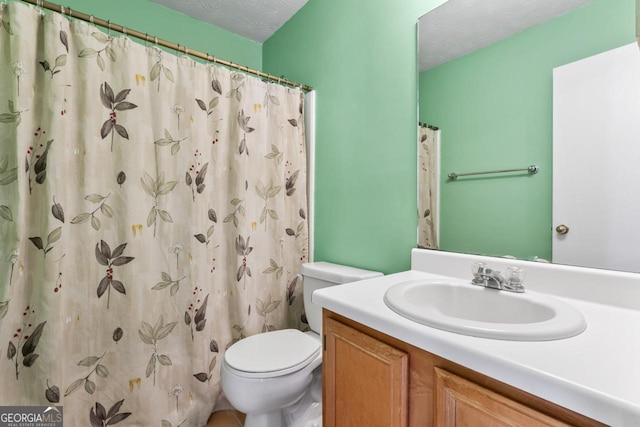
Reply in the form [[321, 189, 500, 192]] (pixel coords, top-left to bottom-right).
[[313, 250, 640, 426]]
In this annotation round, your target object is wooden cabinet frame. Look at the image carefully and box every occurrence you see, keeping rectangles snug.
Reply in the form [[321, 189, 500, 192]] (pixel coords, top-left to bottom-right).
[[323, 317, 408, 427]]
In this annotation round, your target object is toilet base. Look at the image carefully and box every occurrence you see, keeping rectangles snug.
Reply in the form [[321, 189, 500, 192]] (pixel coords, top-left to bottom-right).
[[282, 368, 322, 427], [244, 411, 284, 427], [230, 366, 322, 427]]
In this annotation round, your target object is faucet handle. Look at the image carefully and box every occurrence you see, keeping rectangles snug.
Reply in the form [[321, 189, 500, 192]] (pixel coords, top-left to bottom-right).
[[504, 267, 526, 292], [471, 262, 488, 277]]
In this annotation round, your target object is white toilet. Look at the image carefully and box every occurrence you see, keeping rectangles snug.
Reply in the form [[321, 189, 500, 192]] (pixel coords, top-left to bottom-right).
[[221, 262, 382, 427]]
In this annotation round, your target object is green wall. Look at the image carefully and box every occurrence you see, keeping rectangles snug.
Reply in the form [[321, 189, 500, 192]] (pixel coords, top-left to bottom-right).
[[263, 0, 444, 273], [42, 0, 262, 70], [419, 0, 635, 261]]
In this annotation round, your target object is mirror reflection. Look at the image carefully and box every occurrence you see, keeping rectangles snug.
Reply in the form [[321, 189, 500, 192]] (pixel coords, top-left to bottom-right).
[[417, 0, 639, 272]]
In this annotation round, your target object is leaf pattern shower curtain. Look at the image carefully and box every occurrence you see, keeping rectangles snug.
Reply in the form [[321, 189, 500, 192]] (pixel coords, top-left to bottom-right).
[[418, 125, 438, 249], [0, 2, 308, 426]]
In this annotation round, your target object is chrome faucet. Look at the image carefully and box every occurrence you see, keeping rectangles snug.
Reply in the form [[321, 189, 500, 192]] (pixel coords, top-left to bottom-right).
[[471, 263, 525, 293]]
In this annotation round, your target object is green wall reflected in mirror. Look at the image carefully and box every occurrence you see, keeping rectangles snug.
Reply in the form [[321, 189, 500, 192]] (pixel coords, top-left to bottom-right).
[[418, 0, 636, 266]]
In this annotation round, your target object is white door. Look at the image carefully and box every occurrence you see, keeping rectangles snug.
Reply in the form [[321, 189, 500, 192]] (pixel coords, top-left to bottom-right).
[[553, 43, 640, 272]]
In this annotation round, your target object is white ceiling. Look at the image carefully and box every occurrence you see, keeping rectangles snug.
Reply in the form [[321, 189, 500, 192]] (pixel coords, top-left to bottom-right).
[[419, 0, 596, 72], [150, 0, 309, 43]]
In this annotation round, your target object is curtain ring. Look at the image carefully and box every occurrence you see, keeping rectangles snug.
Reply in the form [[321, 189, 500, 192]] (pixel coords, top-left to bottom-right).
[[60, 5, 65, 15], [122, 26, 127, 37], [144, 33, 148, 47], [37, 0, 45, 17], [154, 36, 158, 45], [89, 15, 94, 25], [67, 7, 72, 17], [107, 20, 111, 36]]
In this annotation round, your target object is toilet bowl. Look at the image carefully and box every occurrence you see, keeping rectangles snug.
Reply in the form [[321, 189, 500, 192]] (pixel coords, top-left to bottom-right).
[[220, 262, 382, 427], [221, 330, 322, 427]]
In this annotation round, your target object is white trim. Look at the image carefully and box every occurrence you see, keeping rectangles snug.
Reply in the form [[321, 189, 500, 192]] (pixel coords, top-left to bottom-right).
[[434, 129, 441, 248], [304, 91, 316, 262]]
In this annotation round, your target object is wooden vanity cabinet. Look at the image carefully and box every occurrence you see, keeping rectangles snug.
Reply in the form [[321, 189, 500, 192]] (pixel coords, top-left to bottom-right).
[[322, 310, 606, 427]]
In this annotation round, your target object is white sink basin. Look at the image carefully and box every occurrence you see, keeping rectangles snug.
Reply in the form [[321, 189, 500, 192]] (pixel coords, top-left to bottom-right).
[[383, 280, 587, 341]]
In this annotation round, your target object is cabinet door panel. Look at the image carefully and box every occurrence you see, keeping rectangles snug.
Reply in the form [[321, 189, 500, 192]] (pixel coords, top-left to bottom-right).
[[435, 367, 571, 427], [324, 317, 408, 427]]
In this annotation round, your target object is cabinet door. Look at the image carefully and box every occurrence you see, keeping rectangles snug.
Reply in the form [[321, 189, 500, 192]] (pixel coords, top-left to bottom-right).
[[324, 317, 409, 427], [435, 368, 571, 427]]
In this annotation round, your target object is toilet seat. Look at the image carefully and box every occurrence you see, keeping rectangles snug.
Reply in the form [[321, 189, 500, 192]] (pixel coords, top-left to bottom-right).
[[224, 329, 321, 379]]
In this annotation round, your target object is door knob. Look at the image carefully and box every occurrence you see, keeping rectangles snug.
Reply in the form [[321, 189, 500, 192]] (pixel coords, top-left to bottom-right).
[[555, 224, 569, 235]]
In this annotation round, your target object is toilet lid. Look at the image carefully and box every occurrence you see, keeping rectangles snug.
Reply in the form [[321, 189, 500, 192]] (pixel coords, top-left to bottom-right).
[[225, 329, 320, 375]]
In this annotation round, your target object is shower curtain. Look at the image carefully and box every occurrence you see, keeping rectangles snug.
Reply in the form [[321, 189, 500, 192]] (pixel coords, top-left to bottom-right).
[[0, 2, 308, 426], [418, 125, 439, 249]]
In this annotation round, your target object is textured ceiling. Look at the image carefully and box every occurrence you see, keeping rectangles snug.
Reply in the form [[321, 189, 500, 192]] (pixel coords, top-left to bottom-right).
[[151, 0, 597, 68], [150, 0, 308, 43], [419, 0, 596, 72]]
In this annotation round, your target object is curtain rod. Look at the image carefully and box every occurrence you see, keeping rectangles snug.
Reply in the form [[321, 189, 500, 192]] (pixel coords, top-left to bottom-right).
[[17, 0, 314, 92]]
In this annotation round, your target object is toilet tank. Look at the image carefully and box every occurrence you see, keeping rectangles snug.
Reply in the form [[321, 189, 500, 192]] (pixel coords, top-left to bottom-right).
[[301, 262, 382, 334]]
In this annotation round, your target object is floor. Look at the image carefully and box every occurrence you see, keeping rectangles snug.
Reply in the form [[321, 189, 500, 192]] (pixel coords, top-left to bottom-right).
[[205, 410, 246, 427]]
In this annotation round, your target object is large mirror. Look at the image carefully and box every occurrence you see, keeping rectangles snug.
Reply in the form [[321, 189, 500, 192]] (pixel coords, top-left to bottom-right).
[[418, 0, 640, 272]]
